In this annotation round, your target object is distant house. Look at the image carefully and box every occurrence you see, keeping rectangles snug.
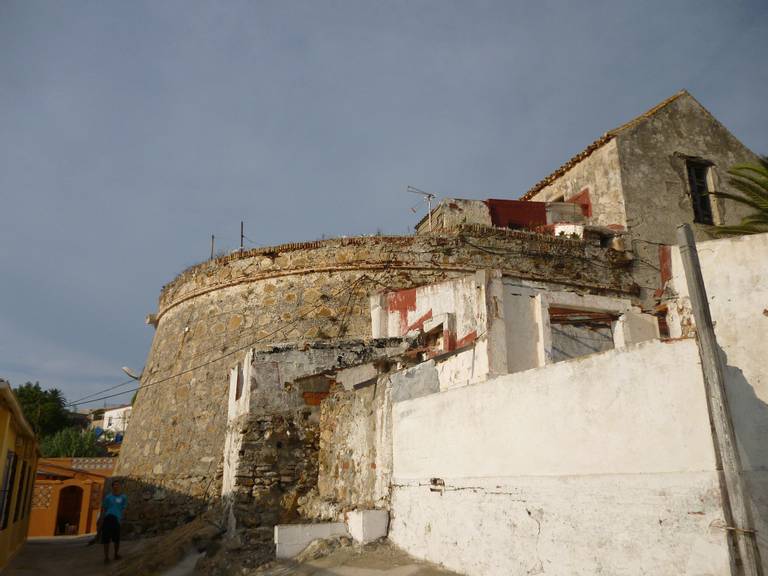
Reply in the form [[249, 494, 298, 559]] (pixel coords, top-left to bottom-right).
[[102, 405, 132, 436], [0, 380, 38, 570]]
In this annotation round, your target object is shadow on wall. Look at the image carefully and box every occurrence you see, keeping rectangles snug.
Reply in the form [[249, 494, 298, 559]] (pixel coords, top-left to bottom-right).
[[720, 347, 768, 566], [115, 477, 216, 539]]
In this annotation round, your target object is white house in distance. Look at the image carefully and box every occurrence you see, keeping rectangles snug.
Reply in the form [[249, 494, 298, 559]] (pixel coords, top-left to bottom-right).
[[102, 404, 132, 435]]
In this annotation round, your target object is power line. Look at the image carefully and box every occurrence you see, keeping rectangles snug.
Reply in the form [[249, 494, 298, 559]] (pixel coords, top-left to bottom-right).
[[460, 237, 662, 291], [65, 275, 371, 408], [67, 378, 137, 407], [131, 262, 399, 381], [73, 237, 634, 407]]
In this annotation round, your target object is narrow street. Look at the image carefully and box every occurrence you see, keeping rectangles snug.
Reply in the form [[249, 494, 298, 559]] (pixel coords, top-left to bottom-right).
[[6, 535, 148, 576], [6, 535, 459, 576]]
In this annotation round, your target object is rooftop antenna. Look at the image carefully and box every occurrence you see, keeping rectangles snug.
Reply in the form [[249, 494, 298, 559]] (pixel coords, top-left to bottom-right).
[[406, 186, 437, 232]]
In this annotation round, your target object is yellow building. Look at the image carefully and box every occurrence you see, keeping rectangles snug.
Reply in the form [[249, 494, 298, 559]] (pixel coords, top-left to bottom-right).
[[0, 380, 38, 570], [28, 457, 115, 537]]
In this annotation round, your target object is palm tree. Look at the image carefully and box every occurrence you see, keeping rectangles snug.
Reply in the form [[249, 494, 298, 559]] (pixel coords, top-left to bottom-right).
[[711, 155, 768, 236]]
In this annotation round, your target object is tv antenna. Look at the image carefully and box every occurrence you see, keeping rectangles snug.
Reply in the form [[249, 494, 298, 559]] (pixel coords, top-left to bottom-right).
[[406, 186, 437, 232]]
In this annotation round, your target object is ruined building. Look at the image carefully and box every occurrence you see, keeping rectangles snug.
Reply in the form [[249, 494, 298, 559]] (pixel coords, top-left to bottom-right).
[[417, 90, 759, 303], [115, 91, 766, 574]]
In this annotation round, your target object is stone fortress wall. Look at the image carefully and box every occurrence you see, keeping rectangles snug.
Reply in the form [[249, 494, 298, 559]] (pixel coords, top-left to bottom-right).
[[116, 226, 635, 532]]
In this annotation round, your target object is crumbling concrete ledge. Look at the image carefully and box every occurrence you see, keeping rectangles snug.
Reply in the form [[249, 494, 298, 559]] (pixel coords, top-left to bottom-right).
[[274, 523, 349, 559]]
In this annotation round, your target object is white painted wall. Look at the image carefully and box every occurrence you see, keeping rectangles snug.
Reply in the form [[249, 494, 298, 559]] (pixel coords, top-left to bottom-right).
[[222, 352, 252, 498], [375, 274, 657, 394], [389, 339, 730, 575], [382, 274, 483, 342], [667, 232, 768, 571], [103, 405, 132, 434]]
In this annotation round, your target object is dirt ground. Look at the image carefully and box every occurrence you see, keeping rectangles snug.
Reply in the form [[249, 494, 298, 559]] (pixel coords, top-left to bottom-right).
[[254, 541, 461, 575], [6, 534, 151, 576], [6, 533, 460, 576]]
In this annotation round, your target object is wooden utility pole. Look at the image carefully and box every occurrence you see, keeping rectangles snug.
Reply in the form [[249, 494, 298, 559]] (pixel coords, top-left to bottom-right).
[[210, 235, 215, 260], [677, 224, 763, 576]]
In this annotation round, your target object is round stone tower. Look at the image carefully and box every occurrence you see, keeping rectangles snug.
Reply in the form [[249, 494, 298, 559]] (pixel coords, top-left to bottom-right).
[[116, 229, 632, 531]]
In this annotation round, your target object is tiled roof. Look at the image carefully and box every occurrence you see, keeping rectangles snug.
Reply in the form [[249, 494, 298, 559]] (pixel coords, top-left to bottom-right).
[[520, 90, 688, 200]]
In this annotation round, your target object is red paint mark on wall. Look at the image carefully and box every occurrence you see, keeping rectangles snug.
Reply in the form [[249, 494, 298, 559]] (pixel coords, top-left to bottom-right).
[[531, 224, 556, 235], [656, 245, 672, 297], [302, 391, 329, 406], [455, 331, 478, 349], [444, 329, 457, 352], [387, 288, 417, 334], [405, 309, 433, 334], [567, 188, 592, 217], [485, 199, 547, 229]]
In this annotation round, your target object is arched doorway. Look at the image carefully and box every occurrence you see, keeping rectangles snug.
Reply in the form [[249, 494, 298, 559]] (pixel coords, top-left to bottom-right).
[[55, 485, 83, 535]]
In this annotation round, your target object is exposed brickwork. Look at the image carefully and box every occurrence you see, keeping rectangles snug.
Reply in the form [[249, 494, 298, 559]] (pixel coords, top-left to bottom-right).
[[221, 340, 407, 560], [315, 378, 391, 513], [231, 411, 318, 560]]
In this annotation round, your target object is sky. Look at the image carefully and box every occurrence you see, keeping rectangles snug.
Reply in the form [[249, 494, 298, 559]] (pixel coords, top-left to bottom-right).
[[1, 0, 766, 408]]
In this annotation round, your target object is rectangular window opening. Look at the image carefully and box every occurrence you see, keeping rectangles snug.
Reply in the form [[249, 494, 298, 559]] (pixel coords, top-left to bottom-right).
[[549, 307, 618, 363], [0, 451, 18, 530], [13, 462, 27, 523], [686, 160, 714, 225], [235, 363, 244, 401]]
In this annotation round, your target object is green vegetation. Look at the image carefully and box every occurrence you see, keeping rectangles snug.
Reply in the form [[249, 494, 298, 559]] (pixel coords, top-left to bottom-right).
[[39, 427, 103, 458], [712, 156, 768, 236], [13, 381, 107, 457], [14, 381, 69, 436]]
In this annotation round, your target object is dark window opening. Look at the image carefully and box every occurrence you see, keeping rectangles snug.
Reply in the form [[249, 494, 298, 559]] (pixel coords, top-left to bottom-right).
[[0, 451, 17, 530], [549, 307, 618, 363], [24, 471, 34, 519], [686, 160, 714, 225], [13, 462, 27, 523], [235, 363, 244, 401]]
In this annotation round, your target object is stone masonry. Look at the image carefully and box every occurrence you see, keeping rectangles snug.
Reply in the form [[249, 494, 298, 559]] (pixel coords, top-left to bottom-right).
[[223, 339, 409, 564], [116, 227, 635, 533]]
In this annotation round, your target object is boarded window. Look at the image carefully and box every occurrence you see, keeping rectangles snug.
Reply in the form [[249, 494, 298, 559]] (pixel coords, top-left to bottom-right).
[[686, 160, 714, 225]]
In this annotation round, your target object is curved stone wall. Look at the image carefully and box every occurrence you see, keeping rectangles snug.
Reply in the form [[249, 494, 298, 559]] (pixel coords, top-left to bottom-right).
[[116, 228, 634, 531]]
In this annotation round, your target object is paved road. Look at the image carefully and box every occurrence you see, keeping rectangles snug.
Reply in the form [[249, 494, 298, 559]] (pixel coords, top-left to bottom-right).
[[6, 535, 147, 576]]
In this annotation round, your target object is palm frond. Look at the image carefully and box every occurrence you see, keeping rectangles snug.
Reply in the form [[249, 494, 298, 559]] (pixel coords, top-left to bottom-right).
[[710, 191, 766, 212], [741, 213, 768, 226], [712, 224, 768, 237], [712, 157, 768, 236], [729, 170, 768, 197]]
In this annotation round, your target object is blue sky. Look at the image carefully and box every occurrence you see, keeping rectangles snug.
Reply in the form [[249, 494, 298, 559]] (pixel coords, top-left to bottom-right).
[[1, 0, 766, 406]]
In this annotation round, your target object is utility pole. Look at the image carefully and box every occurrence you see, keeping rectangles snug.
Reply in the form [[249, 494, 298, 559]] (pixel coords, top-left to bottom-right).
[[677, 224, 763, 576], [210, 235, 215, 260], [240, 221, 244, 252]]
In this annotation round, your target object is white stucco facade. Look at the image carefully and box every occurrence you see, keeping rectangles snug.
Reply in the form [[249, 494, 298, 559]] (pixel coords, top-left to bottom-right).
[[389, 339, 730, 576], [102, 405, 132, 434]]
